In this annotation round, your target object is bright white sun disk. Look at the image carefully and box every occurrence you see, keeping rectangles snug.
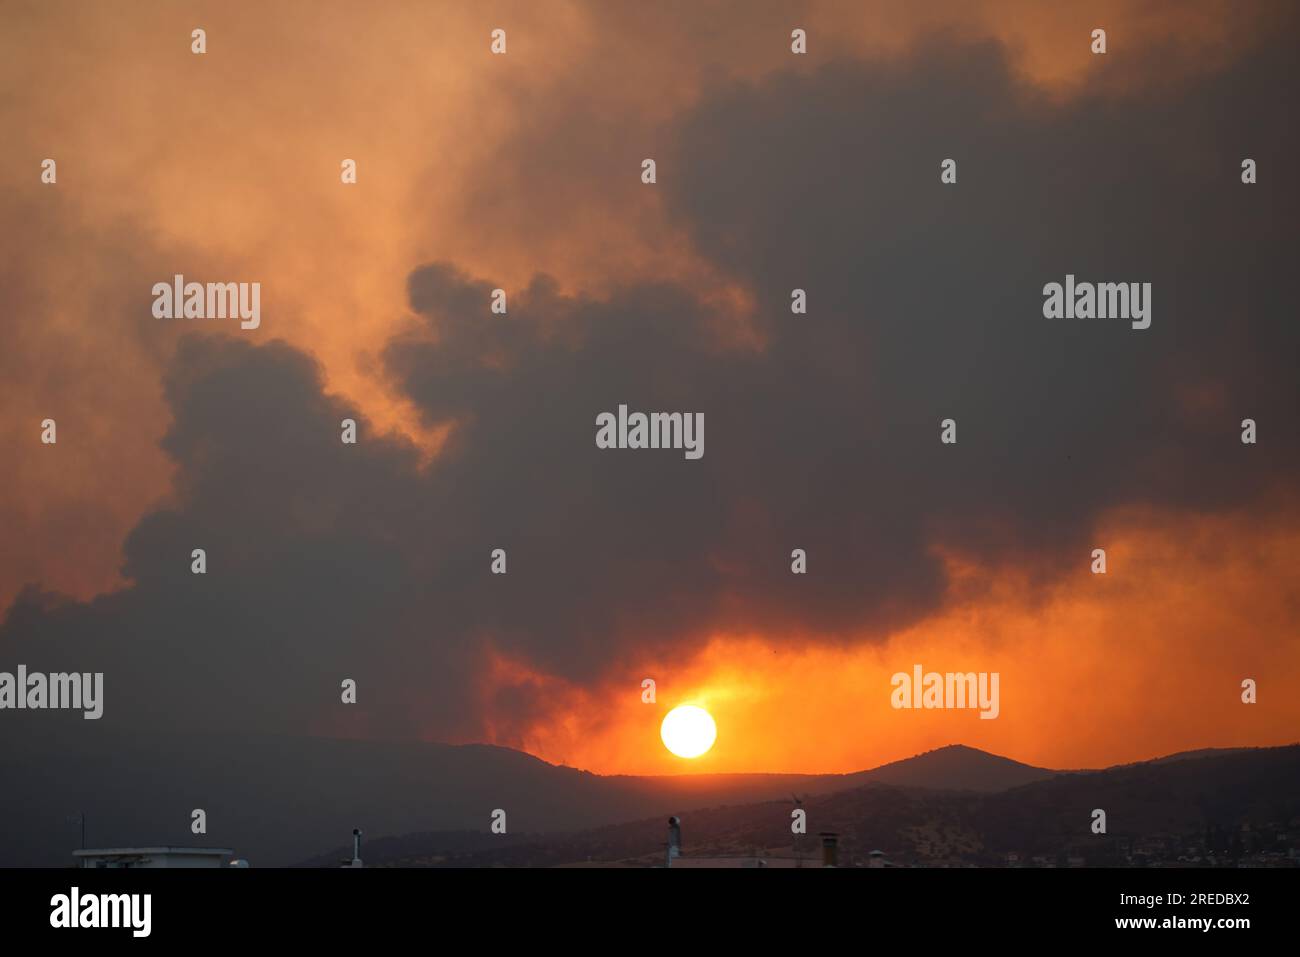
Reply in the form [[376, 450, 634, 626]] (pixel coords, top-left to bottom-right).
[[660, 704, 717, 758]]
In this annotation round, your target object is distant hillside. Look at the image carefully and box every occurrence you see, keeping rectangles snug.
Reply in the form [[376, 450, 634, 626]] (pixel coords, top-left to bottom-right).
[[9, 727, 1285, 869], [1134, 747, 1254, 766], [353, 745, 1300, 868], [0, 732, 1050, 867], [841, 744, 1053, 792], [299, 743, 1053, 866]]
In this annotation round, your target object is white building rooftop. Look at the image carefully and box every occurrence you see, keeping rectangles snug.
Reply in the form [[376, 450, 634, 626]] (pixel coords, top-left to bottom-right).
[[73, 847, 235, 868]]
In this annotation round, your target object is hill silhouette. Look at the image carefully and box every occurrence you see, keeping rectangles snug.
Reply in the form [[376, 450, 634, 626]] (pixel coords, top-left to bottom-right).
[[0, 732, 1047, 866], [334, 745, 1300, 868], [6, 730, 1290, 868]]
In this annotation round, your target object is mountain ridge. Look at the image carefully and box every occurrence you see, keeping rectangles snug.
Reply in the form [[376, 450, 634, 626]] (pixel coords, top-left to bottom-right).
[[330, 744, 1300, 868], [1, 730, 1289, 867]]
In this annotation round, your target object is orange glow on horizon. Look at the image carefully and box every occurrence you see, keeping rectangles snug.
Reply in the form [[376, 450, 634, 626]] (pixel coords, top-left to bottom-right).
[[474, 501, 1300, 776]]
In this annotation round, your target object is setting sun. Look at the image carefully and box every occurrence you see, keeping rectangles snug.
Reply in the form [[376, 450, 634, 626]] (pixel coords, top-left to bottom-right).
[[660, 705, 717, 759]]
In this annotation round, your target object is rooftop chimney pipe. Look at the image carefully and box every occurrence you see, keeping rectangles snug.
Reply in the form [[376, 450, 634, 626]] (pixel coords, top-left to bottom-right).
[[666, 816, 682, 868], [820, 832, 839, 868]]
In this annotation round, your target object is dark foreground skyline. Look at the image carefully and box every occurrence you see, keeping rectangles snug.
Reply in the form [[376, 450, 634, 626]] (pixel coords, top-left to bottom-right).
[[4, 734, 1296, 868]]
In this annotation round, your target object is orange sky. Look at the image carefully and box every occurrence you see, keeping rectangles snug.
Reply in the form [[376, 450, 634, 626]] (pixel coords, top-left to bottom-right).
[[2, 1, 1295, 775]]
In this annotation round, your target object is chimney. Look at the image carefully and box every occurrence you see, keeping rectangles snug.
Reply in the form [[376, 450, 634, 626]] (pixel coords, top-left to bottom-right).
[[820, 832, 838, 868], [351, 828, 363, 868], [666, 816, 682, 868]]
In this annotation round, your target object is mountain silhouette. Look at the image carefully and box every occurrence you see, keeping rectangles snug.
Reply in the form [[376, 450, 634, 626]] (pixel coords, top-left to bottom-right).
[[1, 733, 1048, 866], [5, 731, 1289, 868], [332, 745, 1300, 868]]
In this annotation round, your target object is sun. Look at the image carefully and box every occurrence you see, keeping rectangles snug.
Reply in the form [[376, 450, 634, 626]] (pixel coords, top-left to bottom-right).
[[660, 704, 717, 759]]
